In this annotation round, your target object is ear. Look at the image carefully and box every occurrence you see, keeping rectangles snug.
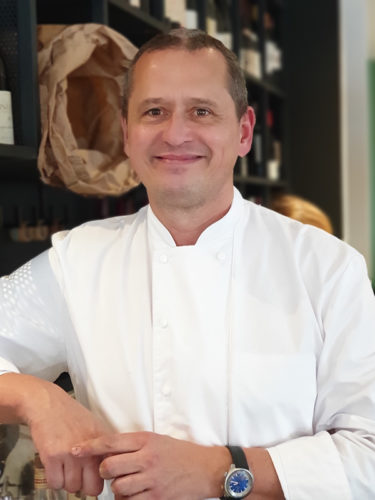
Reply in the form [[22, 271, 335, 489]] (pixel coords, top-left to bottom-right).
[[121, 115, 129, 157], [238, 106, 256, 158]]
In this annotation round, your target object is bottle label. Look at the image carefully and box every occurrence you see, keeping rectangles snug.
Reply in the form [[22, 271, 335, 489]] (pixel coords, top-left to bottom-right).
[[0, 90, 14, 145], [165, 0, 186, 26], [186, 10, 198, 29], [206, 17, 217, 36], [34, 466, 48, 489]]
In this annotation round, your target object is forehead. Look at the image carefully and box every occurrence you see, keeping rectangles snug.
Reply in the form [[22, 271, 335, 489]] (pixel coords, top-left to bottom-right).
[[130, 48, 231, 103]]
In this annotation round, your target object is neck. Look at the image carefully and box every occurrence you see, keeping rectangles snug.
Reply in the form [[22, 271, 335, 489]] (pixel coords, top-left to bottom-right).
[[149, 190, 234, 246]]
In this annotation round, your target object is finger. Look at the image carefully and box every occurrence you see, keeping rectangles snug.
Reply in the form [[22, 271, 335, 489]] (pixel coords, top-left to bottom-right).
[[127, 493, 153, 500], [81, 457, 104, 496], [63, 455, 83, 493], [111, 473, 152, 498], [114, 494, 151, 500], [72, 432, 146, 458], [44, 457, 64, 490], [99, 453, 141, 480]]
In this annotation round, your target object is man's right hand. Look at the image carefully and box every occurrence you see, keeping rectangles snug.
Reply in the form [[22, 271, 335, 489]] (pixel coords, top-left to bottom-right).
[[0, 373, 108, 496]]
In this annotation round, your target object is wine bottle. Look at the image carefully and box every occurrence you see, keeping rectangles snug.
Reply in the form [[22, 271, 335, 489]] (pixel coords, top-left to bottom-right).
[[251, 103, 264, 177], [0, 476, 13, 500], [0, 53, 14, 145], [128, 0, 141, 8], [206, 0, 217, 37], [264, 10, 283, 78], [149, 0, 164, 20], [266, 109, 281, 180], [33, 454, 66, 500], [241, 28, 261, 78], [215, 0, 232, 50], [239, 156, 248, 177], [186, 0, 198, 29], [164, 0, 186, 26]]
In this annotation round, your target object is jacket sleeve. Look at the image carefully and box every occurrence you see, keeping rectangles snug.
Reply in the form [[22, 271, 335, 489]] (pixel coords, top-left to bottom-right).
[[0, 249, 71, 381], [267, 253, 375, 500]]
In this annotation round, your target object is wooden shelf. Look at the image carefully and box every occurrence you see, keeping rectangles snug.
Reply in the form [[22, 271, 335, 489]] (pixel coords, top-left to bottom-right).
[[109, 0, 168, 29], [0, 145, 39, 181], [36, 0, 170, 47], [108, 0, 171, 46], [234, 175, 287, 188], [244, 71, 286, 99]]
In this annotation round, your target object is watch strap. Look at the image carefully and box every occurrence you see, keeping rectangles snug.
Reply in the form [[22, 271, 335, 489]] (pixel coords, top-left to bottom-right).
[[225, 445, 249, 469], [221, 445, 250, 499]]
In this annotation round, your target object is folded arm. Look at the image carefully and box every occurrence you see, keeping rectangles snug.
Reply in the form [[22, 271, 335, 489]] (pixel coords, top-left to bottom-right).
[[73, 431, 283, 500], [0, 253, 108, 495], [0, 372, 107, 495]]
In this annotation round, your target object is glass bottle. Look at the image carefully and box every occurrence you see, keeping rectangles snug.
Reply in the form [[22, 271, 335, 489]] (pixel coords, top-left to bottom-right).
[[186, 0, 198, 29], [215, 0, 232, 50], [251, 103, 264, 177], [206, 0, 217, 37], [0, 476, 13, 500], [33, 455, 66, 500], [0, 53, 14, 145], [266, 109, 281, 180]]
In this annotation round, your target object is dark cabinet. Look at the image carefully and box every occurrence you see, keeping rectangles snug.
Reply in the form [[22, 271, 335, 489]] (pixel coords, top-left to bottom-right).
[[233, 0, 288, 206]]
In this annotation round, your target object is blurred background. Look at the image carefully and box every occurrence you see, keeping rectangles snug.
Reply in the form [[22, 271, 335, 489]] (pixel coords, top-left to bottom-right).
[[0, 0, 375, 496], [0, 0, 374, 279]]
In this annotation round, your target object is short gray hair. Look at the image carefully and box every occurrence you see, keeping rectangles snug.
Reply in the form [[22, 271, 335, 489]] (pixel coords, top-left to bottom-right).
[[122, 28, 248, 120]]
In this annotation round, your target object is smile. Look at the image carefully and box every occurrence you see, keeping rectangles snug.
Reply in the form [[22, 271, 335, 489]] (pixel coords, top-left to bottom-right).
[[154, 154, 204, 163]]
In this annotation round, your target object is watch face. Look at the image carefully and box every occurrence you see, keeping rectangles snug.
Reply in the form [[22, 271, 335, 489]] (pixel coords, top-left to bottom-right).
[[225, 468, 253, 498]]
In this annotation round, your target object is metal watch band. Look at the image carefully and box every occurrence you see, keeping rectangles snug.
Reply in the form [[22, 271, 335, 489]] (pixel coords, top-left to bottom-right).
[[226, 445, 249, 469]]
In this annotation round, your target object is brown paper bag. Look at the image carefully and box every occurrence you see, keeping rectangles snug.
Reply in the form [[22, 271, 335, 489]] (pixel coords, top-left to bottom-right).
[[37, 23, 139, 196]]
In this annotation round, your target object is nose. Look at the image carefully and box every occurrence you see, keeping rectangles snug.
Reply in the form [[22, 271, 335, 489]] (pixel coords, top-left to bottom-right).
[[161, 112, 192, 147]]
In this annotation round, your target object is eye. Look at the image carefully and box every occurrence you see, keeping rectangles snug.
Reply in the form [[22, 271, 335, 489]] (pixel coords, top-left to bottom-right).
[[195, 108, 211, 117], [145, 108, 162, 117]]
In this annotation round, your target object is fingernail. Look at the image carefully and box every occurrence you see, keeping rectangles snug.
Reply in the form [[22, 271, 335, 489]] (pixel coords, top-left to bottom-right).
[[71, 446, 81, 456]]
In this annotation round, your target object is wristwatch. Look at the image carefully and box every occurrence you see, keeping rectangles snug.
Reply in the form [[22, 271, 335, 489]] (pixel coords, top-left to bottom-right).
[[221, 445, 254, 499]]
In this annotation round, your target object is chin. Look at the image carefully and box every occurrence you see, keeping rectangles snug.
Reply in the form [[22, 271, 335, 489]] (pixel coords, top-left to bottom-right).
[[156, 185, 205, 210]]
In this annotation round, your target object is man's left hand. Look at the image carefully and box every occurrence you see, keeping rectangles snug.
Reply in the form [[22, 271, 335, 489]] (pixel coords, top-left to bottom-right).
[[71, 431, 230, 500]]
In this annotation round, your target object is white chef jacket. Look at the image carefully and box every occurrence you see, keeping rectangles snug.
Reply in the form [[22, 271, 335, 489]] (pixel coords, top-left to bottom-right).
[[1, 188, 375, 500]]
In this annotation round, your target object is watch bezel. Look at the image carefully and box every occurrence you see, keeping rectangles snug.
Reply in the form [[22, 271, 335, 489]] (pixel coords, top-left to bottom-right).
[[224, 466, 254, 498]]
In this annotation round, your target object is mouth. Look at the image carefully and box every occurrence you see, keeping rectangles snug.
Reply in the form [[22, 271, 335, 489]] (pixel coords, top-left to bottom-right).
[[154, 154, 204, 164]]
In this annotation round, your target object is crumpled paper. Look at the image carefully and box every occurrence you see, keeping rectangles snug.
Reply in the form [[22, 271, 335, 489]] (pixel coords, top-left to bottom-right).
[[37, 23, 139, 196]]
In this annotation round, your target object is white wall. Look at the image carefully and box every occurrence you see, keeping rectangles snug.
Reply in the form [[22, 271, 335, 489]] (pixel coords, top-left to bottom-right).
[[339, 0, 371, 273], [367, 0, 375, 57], [366, 0, 375, 279]]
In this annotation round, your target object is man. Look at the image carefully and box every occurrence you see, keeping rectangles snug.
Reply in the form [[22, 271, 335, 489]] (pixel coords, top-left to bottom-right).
[[0, 28, 375, 500]]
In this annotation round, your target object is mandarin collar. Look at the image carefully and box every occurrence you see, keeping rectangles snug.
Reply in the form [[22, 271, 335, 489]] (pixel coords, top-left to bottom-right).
[[147, 187, 244, 249]]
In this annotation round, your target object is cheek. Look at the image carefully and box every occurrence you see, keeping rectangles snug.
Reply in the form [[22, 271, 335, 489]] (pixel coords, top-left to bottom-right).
[[124, 131, 144, 160], [127, 127, 160, 154], [208, 129, 241, 160]]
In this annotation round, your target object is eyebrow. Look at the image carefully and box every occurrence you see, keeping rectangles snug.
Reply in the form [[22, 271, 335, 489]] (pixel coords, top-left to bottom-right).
[[138, 97, 219, 109], [138, 98, 164, 108]]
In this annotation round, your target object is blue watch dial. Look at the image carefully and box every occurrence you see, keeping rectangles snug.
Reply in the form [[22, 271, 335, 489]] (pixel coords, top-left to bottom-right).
[[229, 470, 249, 493], [224, 467, 253, 498]]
